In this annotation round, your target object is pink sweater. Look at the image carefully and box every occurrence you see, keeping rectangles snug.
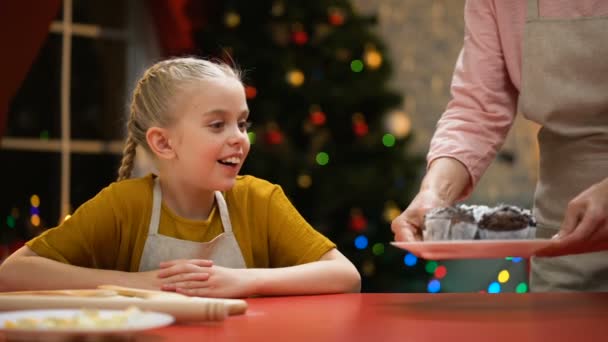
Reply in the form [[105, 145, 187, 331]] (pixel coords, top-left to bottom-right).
[[428, 0, 608, 197]]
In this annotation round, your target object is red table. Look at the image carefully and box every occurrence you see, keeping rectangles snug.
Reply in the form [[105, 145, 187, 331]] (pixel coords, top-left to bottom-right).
[[138, 292, 608, 342]]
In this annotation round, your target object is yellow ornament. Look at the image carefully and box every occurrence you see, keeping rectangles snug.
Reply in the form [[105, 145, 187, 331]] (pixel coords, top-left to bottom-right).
[[364, 49, 383, 69], [225, 12, 241, 28], [286, 70, 305, 87]]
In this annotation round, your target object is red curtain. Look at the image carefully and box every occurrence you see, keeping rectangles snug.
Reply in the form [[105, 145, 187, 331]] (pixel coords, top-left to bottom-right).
[[146, 0, 213, 57], [0, 0, 61, 139]]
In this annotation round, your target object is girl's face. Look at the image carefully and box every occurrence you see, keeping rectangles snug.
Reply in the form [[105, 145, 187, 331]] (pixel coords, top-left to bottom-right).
[[167, 77, 250, 191]]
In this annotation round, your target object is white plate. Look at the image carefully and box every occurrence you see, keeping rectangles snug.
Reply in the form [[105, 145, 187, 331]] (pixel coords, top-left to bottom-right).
[[391, 239, 556, 260], [0, 309, 174, 339]]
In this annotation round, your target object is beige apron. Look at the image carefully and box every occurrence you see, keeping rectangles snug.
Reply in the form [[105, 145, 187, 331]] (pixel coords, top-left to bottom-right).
[[138, 178, 247, 272], [519, 0, 608, 291]]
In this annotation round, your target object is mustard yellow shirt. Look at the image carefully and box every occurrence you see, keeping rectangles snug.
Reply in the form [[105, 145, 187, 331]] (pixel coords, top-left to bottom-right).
[[26, 174, 336, 271]]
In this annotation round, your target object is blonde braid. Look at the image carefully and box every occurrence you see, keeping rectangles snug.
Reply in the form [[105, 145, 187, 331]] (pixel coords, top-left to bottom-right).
[[116, 122, 138, 181]]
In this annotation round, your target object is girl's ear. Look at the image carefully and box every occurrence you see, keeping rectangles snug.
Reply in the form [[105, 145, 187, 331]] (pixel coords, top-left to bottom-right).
[[146, 127, 175, 160]]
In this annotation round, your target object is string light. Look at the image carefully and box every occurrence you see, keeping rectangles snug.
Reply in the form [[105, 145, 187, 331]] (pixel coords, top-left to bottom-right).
[[425, 260, 438, 274], [516, 282, 528, 293], [352, 113, 368, 137], [245, 85, 257, 99], [382, 201, 401, 222], [498, 270, 510, 283], [427, 279, 441, 293], [350, 59, 364, 72], [286, 69, 305, 87], [328, 7, 345, 26], [364, 48, 383, 70], [316, 152, 329, 165], [404, 253, 418, 267], [271, 1, 285, 16], [434, 265, 447, 279], [30, 195, 40, 207], [382, 133, 396, 147], [248, 132, 256, 144], [362, 260, 375, 276], [354, 235, 368, 249], [310, 110, 326, 126], [385, 110, 412, 138], [225, 11, 241, 28], [292, 30, 308, 45], [372, 243, 384, 256], [297, 174, 312, 189], [6, 216, 15, 229], [488, 282, 501, 294], [349, 208, 367, 231]]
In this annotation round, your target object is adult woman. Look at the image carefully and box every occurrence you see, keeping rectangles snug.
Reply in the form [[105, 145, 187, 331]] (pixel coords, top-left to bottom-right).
[[392, 0, 608, 291]]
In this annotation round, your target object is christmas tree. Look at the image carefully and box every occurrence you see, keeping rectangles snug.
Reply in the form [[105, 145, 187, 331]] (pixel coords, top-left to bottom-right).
[[193, 0, 426, 291]]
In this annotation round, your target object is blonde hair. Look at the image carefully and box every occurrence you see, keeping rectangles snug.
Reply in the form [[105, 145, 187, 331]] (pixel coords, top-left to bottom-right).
[[117, 57, 242, 181]]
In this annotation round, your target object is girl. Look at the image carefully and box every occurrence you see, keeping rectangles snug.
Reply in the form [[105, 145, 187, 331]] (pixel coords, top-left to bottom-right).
[[0, 57, 361, 298]]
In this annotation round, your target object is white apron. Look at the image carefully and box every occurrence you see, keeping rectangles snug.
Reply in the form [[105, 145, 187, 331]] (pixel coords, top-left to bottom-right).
[[138, 178, 247, 272], [518, 0, 608, 291]]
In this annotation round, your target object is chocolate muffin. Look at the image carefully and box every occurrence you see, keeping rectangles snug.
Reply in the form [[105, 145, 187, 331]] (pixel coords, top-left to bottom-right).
[[478, 205, 534, 240], [423, 206, 476, 241]]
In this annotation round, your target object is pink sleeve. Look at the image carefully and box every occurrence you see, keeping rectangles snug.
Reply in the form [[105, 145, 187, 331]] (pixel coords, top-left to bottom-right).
[[428, 0, 518, 199]]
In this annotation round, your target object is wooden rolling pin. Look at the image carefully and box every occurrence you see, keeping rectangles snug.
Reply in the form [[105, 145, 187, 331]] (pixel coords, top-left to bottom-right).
[[98, 285, 248, 316]]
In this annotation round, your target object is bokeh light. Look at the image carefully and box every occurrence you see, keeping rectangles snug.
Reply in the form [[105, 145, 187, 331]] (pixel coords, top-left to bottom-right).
[[372, 243, 384, 256], [224, 11, 241, 28], [31, 214, 40, 227], [382, 133, 396, 147], [404, 253, 418, 267], [516, 282, 528, 293], [350, 59, 364, 72], [498, 270, 510, 283], [425, 260, 438, 274], [354, 235, 368, 249], [30, 195, 40, 207], [427, 279, 441, 293], [364, 49, 382, 69], [286, 69, 305, 87], [6, 216, 15, 229], [316, 152, 329, 165], [385, 110, 412, 138], [248, 132, 256, 144], [434, 265, 447, 279], [488, 282, 501, 294], [297, 174, 312, 188]]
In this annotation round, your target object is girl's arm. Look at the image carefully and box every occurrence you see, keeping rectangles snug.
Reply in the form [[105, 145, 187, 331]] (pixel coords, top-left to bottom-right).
[[0, 246, 160, 292], [249, 248, 361, 295], [158, 248, 361, 298]]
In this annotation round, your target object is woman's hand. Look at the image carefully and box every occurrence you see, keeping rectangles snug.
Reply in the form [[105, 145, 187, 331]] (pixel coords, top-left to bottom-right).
[[391, 157, 470, 242], [157, 259, 256, 298], [539, 178, 608, 256], [391, 189, 451, 241]]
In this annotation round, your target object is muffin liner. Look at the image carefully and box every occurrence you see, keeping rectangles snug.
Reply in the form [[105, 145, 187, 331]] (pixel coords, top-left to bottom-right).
[[423, 217, 451, 241], [478, 226, 532, 240], [450, 222, 478, 240]]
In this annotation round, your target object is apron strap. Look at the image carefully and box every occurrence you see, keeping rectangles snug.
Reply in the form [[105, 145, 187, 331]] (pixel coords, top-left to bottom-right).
[[527, 0, 539, 21], [214, 191, 234, 233], [149, 177, 162, 235]]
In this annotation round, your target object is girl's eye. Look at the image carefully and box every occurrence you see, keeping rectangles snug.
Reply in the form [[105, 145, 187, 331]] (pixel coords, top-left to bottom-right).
[[239, 121, 253, 131], [209, 122, 224, 129]]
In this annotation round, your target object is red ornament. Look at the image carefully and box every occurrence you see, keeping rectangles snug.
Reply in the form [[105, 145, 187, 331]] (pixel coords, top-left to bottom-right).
[[353, 121, 369, 136], [265, 130, 284, 145], [310, 111, 326, 125], [245, 85, 257, 99], [349, 214, 368, 231], [328, 13, 344, 26], [292, 31, 309, 45]]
